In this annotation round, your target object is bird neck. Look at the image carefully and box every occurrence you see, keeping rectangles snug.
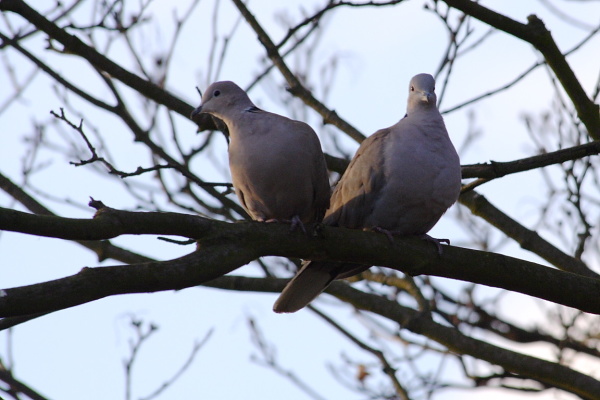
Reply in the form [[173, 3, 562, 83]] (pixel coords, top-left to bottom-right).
[[212, 99, 256, 123], [406, 106, 441, 121]]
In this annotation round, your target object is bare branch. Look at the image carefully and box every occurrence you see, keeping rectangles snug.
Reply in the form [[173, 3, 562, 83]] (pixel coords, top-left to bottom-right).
[[205, 276, 600, 400], [442, 0, 600, 139], [310, 306, 411, 400], [0, 363, 50, 400], [459, 189, 598, 278], [123, 318, 159, 400], [139, 327, 213, 400], [1, 203, 599, 317], [461, 141, 600, 181], [230, 0, 366, 143], [0, 170, 154, 264], [0, 0, 193, 119], [442, 20, 600, 114], [248, 317, 327, 400]]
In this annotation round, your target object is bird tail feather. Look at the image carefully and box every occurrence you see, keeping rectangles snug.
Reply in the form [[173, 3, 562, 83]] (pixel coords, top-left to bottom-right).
[[273, 261, 337, 313], [273, 261, 369, 313]]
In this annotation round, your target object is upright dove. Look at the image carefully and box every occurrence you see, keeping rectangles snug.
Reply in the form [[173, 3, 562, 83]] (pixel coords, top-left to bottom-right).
[[273, 73, 462, 313], [191, 81, 330, 227]]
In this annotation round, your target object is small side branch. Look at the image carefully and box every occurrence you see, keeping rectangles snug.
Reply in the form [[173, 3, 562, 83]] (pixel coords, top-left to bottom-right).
[[461, 141, 600, 186]]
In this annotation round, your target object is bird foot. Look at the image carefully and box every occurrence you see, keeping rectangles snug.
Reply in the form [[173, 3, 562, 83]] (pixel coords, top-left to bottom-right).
[[368, 228, 449, 255], [264, 216, 307, 234], [289, 215, 307, 234], [370, 226, 396, 243], [418, 234, 449, 255]]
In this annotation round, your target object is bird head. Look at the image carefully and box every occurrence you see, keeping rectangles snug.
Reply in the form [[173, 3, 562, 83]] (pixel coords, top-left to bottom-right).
[[407, 73, 437, 113], [190, 81, 254, 120]]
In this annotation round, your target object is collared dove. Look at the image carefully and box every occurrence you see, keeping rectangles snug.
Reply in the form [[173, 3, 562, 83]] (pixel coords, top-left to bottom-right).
[[273, 73, 462, 313], [191, 81, 330, 227]]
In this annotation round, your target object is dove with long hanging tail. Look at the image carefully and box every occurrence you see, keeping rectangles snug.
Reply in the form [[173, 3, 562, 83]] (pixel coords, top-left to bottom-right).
[[273, 73, 462, 313]]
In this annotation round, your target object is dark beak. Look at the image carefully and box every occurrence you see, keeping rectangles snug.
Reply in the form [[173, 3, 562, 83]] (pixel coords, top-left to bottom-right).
[[190, 105, 202, 119]]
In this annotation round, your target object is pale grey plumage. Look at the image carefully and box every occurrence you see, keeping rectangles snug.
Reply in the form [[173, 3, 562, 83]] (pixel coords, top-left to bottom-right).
[[191, 81, 330, 224], [273, 73, 462, 313]]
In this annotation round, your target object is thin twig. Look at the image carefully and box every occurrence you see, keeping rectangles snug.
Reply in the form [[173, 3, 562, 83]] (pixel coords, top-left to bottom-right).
[[309, 306, 411, 400]]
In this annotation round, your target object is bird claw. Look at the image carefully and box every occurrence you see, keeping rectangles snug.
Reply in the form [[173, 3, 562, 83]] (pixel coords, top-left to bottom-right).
[[419, 234, 449, 255], [369, 228, 449, 255], [371, 226, 395, 243], [264, 216, 307, 234], [289, 215, 307, 234]]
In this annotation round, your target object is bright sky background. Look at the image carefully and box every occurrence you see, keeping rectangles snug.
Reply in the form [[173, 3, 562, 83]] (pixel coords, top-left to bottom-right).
[[1, 1, 599, 399]]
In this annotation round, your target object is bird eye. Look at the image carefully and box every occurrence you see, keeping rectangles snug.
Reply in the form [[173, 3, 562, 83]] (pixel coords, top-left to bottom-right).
[[213, 90, 221, 97], [410, 86, 415, 92]]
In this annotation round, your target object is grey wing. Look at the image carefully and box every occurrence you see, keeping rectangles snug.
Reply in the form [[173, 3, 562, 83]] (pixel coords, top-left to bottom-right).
[[304, 124, 331, 223], [312, 164, 331, 222], [285, 119, 331, 223], [273, 130, 392, 313], [324, 128, 390, 229]]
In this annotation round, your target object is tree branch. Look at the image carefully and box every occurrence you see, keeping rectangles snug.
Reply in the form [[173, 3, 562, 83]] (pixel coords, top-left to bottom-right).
[[442, 0, 600, 139], [327, 114, 600, 182], [309, 306, 410, 400], [0, 2, 245, 218], [0, 369, 50, 400], [230, 0, 366, 143], [0, 171, 154, 264], [0, 0, 195, 120], [459, 189, 598, 279], [1, 204, 599, 317], [461, 140, 600, 181], [204, 275, 600, 400], [331, 283, 600, 400]]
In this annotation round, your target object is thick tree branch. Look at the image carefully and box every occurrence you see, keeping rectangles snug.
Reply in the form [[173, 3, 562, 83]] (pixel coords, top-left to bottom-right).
[[0, 171, 153, 264], [437, 301, 600, 359], [459, 189, 598, 279], [0, 241, 256, 318], [1, 204, 599, 317], [442, 0, 600, 139]]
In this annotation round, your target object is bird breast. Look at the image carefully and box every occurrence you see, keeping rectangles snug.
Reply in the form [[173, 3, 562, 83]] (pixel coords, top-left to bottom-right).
[[366, 120, 461, 233]]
